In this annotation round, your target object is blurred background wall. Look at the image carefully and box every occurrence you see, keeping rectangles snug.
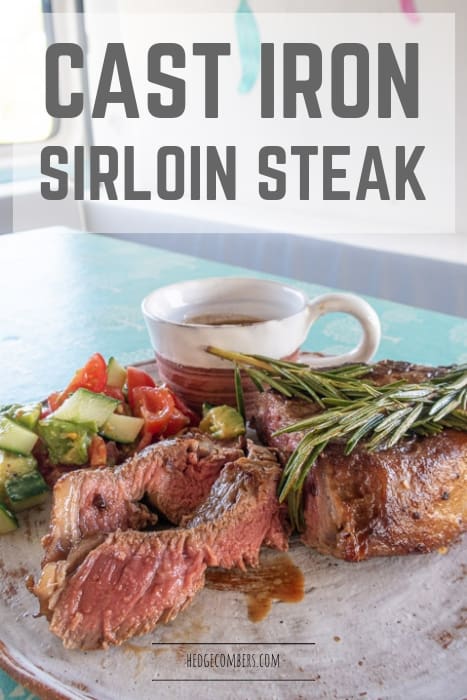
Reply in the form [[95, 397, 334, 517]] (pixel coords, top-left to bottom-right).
[[0, 0, 465, 315]]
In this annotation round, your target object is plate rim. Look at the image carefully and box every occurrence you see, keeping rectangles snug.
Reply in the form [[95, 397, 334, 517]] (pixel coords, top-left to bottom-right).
[[0, 641, 84, 700]]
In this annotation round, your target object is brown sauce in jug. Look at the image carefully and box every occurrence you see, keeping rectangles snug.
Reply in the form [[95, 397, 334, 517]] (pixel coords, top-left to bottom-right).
[[184, 313, 264, 326]]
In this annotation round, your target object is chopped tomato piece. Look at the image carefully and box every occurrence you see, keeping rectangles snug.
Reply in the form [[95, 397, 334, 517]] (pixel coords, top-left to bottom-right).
[[163, 409, 190, 437], [56, 353, 107, 408], [127, 367, 156, 409], [102, 385, 125, 403], [136, 428, 154, 451], [172, 393, 200, 426], [132, 386, 175, 436], [47, 391, 62, 413], [89, 435, 108, 468]]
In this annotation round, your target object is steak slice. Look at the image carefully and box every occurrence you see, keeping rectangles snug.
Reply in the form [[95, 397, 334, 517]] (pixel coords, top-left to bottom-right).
[[182, 443, 290, 559], [42, 433, 244, 565], [36, 529, 208, 650], [253, 390, 319, 466], [32, 443, 288, 649], [253, 361, 467, 561]]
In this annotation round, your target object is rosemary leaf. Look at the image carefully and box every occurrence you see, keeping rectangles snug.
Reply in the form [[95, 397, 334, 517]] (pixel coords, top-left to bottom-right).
[[251, 369, 294, 397], [273, 410, 339, 436], [253, 355, 308, 370], [295, 441, 329, 491], [287, 490, 304, 532], [344, 413, 385, 454], [372, 406, 413, 435], [413, 423, 444, 437], [385, 403, 424, 448], [389, 387, 435, 401], [245, 369, 266, 393], [445, 373, 467, 392], [280, 368, 325, 407], [429, 392, 459, 416], [234, 364, 246, 421], [206, 347, 275, 372], [430, 397, 462, 422], [322, 397, 355, 408]]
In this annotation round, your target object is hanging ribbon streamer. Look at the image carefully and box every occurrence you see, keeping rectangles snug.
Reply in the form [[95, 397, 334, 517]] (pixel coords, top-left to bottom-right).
[[235, 0, 261, 93], [400, 0, 420, 22]]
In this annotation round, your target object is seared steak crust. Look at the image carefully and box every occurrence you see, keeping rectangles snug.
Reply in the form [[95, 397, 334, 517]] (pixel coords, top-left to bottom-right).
[[42, 433, 244, 565], [253, 361, 467, 561], [33, 443, 288, 649], [302, 430, 467, 560]]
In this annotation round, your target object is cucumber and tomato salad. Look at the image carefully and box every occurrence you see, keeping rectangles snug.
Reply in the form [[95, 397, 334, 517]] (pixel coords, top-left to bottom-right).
[[0, 353, 198, 534], [0, 411, 48, 534], [42, 353, 197, 448]]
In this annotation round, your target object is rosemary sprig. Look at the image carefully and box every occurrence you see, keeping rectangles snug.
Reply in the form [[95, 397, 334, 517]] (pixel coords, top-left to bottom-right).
[[206, 347, 467, 531], [207, 346, 378, 407]]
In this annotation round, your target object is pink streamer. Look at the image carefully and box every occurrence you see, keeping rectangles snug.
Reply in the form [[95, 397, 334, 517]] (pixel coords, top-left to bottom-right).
[[400, 0, 420, 22]]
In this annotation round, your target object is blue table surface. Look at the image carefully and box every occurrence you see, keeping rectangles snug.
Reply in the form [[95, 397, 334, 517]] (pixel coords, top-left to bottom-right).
[[1, 228, 467, 407], [0, 228, 466, 699]]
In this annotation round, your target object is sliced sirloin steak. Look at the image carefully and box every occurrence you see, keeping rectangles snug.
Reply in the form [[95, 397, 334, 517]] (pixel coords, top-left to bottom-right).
[[32, 442, 288, 649], [252, 361, 467, 561], [42, 432, 244, 565]]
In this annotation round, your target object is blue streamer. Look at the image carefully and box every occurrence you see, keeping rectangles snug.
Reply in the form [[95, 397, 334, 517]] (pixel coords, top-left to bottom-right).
[[235, 0, 261, 93]]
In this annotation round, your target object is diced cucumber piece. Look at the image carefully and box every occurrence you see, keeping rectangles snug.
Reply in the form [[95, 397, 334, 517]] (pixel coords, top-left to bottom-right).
[[0, 503, 18, 534], [0, 417, 38, 455], [0, 450, 37, 501], [37, 419, 94, 465], [107, 357, 127, 389], [5, 470, 49, 512], [100, 413, 144, 444], [50, 389, 119, 428], [4, 403, 42, 431], [0, 405, 14, 414], [199, 405, 245, 440]]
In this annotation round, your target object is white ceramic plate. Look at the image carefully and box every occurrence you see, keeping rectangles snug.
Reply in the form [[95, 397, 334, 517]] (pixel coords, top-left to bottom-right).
[[0, 362, 466, 700], [1, 506, 466, 700]]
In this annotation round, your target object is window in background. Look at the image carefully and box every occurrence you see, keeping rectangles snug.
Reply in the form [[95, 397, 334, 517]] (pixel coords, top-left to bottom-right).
[[0, 1, 55, 144]]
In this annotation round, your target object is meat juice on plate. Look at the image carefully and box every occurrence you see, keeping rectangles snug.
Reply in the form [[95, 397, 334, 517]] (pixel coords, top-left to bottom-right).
[[205, 553, 304, 622]]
